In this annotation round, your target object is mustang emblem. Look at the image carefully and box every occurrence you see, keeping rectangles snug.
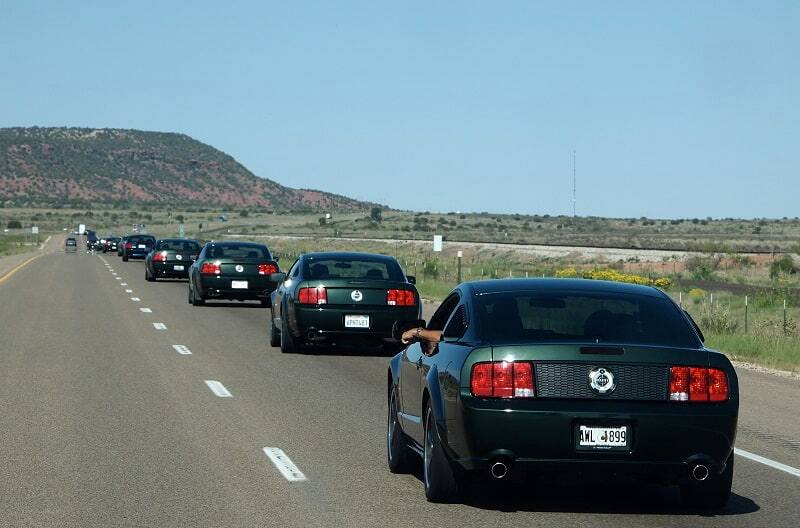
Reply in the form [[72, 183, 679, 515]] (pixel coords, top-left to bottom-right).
[[589, 367, 616, 395], [351, 290, 363, 302], [176, 254, 183, 260], [235, 264, 244, 273]]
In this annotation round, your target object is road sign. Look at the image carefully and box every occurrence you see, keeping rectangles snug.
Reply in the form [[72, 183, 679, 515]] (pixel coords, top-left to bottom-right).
[[433, 235, 443, 252], [31, 226, 39, 234]]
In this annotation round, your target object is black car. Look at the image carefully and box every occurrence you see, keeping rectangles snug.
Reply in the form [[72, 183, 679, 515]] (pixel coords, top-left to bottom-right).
[[387, 278, 738, 508], [188, 241, 280, 306], [270, 252, 420, 353], [103, 236, 121, 253], [85, 230, 101, 251], [121, 234, 156, 261], [145, 238, 201, 281], [65, 237, 77, 253]]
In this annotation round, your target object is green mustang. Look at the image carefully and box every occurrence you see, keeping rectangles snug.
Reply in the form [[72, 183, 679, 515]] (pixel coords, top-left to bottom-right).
[[188, 241, 280, 306], [387, 278, 738, 508], [269, 252, 420, 353]]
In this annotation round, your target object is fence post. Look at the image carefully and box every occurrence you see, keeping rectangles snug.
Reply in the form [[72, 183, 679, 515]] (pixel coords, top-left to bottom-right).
[[784, 299, 787, 336], [744, 295, 748, 334], [679, 291, 682, 307]]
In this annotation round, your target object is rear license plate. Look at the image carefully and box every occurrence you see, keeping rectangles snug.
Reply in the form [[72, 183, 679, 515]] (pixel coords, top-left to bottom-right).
[[173, 265, 184, 271], [576, 425, 629, 451], [344, 315, 370, 328], [231, 280, 248, 289], [138, 244, 146, 249]]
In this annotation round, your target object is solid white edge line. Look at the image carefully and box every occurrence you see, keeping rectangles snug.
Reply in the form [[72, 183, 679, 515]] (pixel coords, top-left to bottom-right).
[[263, 447, 307, 482], [153, 322, 167, 330], [204, 380, 232, 397], [172, 345, 192, 355], [735, 448, 800, 479]]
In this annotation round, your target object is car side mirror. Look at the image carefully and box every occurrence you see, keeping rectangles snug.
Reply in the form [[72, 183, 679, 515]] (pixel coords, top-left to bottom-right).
[[406, 275, 416, 285], [391, 319, 426, 342], [270, 272, 287, 283]]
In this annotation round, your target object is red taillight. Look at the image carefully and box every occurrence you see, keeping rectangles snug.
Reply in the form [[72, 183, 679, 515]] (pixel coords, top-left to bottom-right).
[[670, 366, 728, 402], [387, 289, 415, 306], [470, 361, 535, 399], [258, 263, 278, 276], [200, 262, 221, 275], [153, 251, 167, 262], [298, 286, 327, 305], [125, 242, 132, 249]]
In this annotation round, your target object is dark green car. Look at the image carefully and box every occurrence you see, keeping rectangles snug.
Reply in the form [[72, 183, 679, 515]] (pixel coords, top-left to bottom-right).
[[269, 252, 420, 353], [187, 241, 280, 306], [144, 238, 201, 281], [387, 278, 738, 508]]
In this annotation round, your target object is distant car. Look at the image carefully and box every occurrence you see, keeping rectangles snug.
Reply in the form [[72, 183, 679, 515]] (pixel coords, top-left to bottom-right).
[[65, 237, 77, 253], [386, 278, 738, 508], [121, 234, 156, 261], [188, 241, 280, 306], [269, 252, 419, 354], [85, 230, 101, 251], [103, 236, 121, 253], [145, 238, 202, 281]]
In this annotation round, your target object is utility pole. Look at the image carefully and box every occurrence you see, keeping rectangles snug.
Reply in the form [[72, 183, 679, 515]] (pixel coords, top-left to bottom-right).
[[572, 150, 577, 218]]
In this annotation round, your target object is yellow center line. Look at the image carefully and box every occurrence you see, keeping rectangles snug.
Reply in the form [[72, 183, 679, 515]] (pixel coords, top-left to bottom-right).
[[0, 253, 45, 286]]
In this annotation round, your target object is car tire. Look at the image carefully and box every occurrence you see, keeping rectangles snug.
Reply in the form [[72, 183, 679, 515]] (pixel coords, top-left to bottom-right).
[[145, 267, 155, 282], [680, 456, 733, 509], [387, 385, 412, 474], [191, 284, 205, 306], [423, 402, 459, 503], [122, 254, 128, 262], [269, 311, 281, 347], [280, 316, 298, 353]]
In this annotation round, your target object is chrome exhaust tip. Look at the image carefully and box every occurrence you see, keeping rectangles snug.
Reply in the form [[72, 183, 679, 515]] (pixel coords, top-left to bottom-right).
[[692, 464, 710, 481], [490, 461, 509, 480]]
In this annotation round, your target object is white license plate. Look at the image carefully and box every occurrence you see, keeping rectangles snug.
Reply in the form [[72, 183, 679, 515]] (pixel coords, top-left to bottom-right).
[[138, 244, 146, 249], [231, 280, 248, 289], [344, 315, 370, 328], [578, 425, 628, 449], [173, 265, 184, 271]]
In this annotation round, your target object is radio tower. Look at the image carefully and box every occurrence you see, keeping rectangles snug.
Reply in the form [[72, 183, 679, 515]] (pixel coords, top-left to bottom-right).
[[572, 150, 576, 218]]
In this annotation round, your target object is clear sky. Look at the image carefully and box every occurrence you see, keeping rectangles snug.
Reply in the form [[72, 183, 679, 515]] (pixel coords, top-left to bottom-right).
[[1, 1, 798, 218]]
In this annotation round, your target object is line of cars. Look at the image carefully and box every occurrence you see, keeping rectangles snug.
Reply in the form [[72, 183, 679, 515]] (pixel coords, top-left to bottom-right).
[[109, 235, 739, 509]]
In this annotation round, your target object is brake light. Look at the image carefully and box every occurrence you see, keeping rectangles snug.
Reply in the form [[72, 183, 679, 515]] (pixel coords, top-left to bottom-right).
[[387, 289, 415, 306], [298, 286, 327, 305], [670, 366, 728, 402], [258, 263, 278, 276], [153, 251, 167, 262], [200, 261, 221, 275], [471, 361, 535, 399], [125, 242, 132, 249]]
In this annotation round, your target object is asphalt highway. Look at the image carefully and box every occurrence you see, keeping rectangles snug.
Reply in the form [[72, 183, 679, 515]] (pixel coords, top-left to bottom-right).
[[1, 246, 799, 527]]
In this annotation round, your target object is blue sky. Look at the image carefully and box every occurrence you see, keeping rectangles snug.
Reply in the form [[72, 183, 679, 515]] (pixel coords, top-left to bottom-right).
[[1, 1, 798, 218]]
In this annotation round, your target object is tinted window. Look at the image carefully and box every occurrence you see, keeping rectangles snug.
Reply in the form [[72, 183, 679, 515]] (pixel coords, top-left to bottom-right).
[[477, 290, 699, 348], [129, 235, 155, 244], [302, 257, 404, 281], [157, 240, 201, 252], [66, 239, 76, 245], [207, 244, 271, 260]]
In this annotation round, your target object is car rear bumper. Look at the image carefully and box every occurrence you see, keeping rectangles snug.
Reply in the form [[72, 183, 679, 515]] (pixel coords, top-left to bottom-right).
[[126, 251, 149, 258], [198, 276, 277, 299], [292, 305, 419, 342], [447, 397, 738, 482], [153, 262, 190, 278]]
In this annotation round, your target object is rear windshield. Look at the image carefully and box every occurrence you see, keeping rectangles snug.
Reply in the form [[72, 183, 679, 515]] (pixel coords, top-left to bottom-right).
[[157, 240, 201, 252], [207, 244, 271, 260], [66, 239, 76, 245], [477, 290, 699, 348], [129, 236, 155, 244], [302, 257, 405, 281]]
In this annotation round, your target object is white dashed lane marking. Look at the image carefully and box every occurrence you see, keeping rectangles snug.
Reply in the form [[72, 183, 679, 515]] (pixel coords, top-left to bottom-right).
[[153, 322, 167, 330], [204, 380, 232, 398], [121, 283, 128, 286], [263, 447, 307, 482], [131, 297, 141, 302], [125, 289, 133, 293], [172, 345, 192, 355], [139, 308, 152, 313]]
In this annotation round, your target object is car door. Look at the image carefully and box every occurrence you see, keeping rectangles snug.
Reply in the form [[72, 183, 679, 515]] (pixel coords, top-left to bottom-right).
[[272, 258, 300, 327], [400, 292, 460, 444]]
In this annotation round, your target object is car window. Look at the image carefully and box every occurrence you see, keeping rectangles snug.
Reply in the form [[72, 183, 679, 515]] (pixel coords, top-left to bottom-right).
[[443, 304, 468, 339], [288, 259, 301, 278], [477, 290, 700, 348], [302, 257, 404, 281], [428, 293, 461, 331], [208, 245, 270, 260]]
